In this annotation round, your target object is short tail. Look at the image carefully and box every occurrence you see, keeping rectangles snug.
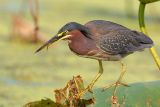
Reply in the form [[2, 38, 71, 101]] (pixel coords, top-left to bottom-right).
[[132, 30, 153, 49]]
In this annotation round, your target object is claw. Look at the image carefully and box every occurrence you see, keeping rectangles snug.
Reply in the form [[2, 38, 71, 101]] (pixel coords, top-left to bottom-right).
[[87, 85, 93, 93], [120, 82, 130, 87], [78, 84, 94, 97], [102, 82, 129, 92]]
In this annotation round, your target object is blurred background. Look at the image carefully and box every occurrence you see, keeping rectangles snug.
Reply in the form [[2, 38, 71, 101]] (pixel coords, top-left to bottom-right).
[[0, 0, 160, 106]]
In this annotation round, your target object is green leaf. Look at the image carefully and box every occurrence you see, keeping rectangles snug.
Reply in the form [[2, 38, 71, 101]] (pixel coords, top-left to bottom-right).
[[87, 81, 160, 107], [23, 98, 65, 107]]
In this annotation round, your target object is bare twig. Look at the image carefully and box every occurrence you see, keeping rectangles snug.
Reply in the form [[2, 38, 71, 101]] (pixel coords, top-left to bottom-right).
[[29, 0, 39, 42]]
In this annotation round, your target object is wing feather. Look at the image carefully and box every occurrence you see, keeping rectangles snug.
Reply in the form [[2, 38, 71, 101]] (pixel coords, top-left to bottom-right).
[[96, 30, 142, 55]]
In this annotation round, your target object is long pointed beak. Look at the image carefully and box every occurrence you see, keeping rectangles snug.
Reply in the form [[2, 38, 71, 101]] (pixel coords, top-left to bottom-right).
[[35, 35, 62, 53]]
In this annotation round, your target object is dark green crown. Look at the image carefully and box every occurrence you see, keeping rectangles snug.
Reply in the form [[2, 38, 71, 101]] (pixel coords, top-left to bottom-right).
[[58, 22, 91, 39]]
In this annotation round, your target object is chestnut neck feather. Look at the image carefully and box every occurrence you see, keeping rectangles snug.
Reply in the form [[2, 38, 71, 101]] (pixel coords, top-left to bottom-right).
[[68, 30, 97, 55]]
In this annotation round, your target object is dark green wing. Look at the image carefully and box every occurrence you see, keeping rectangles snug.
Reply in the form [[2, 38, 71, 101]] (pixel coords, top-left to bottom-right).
[[96, 30, 152, 55]]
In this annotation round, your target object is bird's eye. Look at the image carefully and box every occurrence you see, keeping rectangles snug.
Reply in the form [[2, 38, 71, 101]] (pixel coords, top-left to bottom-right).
[[62, 31, 68, 36], [64, 30, 68, 33], [58, 31, 68, 37], [62, 30, 68, 35]]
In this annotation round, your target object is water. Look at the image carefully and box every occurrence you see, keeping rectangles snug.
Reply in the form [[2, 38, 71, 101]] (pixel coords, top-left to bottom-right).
[[0, 77, 56, 87]]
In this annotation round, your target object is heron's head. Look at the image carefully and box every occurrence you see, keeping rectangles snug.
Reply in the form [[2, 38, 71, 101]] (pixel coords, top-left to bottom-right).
[[35, 22, 91, 53]]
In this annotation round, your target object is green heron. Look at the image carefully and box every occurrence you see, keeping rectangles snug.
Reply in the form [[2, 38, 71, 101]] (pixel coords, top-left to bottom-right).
[[36, 20, 153, 96]]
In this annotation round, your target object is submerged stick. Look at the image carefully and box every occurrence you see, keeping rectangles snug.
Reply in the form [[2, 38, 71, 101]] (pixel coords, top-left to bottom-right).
[[29, 0, 39, 42]]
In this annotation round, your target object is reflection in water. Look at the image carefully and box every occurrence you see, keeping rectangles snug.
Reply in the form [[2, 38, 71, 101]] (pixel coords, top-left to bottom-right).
[[0, 2, 21, 12], [0, 77, 57, 87]]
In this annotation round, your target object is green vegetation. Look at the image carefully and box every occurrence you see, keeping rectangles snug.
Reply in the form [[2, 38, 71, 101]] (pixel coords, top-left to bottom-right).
[[23, 80, 160, 107], [93, 80, 160, 107], [139, 0, 160, 4], [138, 2, 160, 70], [0, 0, 160, 106]]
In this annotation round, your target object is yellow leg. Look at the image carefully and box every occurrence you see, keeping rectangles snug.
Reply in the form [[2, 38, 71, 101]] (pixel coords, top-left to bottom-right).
[[103, 61, 129, 96], [79, 60, 103, 97], [112, 61, 127, 96], [88, 60, 103, 89]]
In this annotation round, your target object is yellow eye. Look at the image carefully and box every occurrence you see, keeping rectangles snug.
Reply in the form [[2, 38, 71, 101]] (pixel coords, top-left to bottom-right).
[[57, 32, 64, 37], [64, 30, 68, 33], [58, 30, 68, 37]]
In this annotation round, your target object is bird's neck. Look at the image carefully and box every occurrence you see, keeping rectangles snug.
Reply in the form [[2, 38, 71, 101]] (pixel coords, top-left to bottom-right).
[[68, 30, 97, 55]]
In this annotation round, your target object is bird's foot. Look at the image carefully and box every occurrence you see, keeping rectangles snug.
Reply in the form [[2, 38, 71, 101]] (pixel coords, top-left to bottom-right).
[[78, 83, 94, 97], [102, 81, 129, 92]]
